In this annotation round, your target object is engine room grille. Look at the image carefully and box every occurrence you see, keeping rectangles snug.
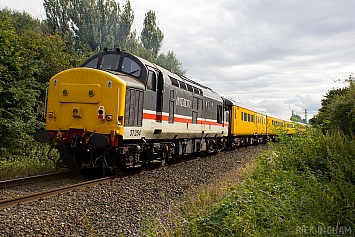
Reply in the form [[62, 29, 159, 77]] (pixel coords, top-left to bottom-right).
[[125, 88, 143, 127]]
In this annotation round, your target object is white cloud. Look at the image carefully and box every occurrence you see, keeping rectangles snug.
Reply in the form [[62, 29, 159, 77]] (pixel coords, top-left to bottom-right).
[[2, 0, 355, 121]]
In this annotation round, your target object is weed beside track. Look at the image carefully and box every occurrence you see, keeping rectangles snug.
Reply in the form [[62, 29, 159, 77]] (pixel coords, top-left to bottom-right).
[[149, 129, 355, 236]]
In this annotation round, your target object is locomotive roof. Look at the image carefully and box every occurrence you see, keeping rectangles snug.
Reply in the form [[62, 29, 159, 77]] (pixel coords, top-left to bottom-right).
[[104, 71, 145, 90], [81, 49, 221, 100]]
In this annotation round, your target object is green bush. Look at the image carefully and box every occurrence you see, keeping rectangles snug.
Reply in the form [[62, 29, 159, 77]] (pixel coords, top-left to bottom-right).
[[0, 139, 58, 179], [166, 129, 355, 236]]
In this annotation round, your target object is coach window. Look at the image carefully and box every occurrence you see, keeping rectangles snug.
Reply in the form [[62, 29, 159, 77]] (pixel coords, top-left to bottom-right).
[[121, 57, 141, 77], [147, 70, 156, 91]]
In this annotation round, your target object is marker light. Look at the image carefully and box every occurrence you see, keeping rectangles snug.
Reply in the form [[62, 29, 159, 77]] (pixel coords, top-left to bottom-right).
[[98, 106, 105, 120]]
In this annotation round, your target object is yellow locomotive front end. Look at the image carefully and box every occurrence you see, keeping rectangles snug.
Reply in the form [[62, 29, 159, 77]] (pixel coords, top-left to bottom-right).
[[34, 66, 134, 171], [46, 67, 125, 142]]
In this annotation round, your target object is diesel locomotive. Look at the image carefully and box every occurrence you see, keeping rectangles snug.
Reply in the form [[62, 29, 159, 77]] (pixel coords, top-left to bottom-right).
[[34, 48, 296, 173]]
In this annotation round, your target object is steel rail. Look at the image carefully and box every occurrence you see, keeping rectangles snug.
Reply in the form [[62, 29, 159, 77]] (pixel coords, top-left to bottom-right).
[[0, 151, 217, 209], [0, 171, 76, 189], [0, 176, 116, 209]]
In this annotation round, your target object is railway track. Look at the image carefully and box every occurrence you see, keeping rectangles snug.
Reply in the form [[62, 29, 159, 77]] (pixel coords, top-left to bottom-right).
[[0, 153, 205, 210], [0, 176, 117, 209], [0, 171, 75, 189]]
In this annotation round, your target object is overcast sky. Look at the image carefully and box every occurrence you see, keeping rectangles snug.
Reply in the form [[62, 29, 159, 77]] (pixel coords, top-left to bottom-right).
[[2, 0, 355, 120]]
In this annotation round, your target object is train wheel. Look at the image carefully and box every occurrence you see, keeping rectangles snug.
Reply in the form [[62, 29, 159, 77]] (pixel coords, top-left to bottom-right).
[[114, 161, 127, 174], [141, 159, 150, 169]]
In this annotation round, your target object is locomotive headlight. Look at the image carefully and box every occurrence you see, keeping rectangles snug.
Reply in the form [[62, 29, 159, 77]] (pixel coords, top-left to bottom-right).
[[72, 107, 81, 117], [88, 90, 95, 97], [48, 111, 55, 118]]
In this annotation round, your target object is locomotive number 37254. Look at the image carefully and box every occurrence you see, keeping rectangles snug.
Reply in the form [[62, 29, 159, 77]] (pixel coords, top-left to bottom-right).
[[129, 130, 141, 137]]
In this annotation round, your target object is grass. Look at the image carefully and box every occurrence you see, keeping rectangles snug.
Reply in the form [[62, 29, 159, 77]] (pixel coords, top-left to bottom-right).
[[144, 128, 355, 236], [0, 140, 58, 179]]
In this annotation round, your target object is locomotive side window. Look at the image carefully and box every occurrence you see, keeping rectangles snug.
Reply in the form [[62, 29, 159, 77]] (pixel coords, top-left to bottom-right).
[[83, 57, 99, 68], [170, 77, 179, 87], [187, 84, 193, 92], [121, 57, 141, 77], [179, 81, 187, 90], [100, 54, 120, 70], [147, 70, 157, 91]]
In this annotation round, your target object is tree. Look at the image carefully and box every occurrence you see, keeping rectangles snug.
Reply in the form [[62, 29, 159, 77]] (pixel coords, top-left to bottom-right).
[[312, 73, 355, 135], [116, 0, 134, 48], [44, 0, 135, 52], [156, 51, 186, 76], [43, 0, 72, 35], [0, 10, 39, 155], [140, 10, 164, 57], [0, 9, 80, 158]]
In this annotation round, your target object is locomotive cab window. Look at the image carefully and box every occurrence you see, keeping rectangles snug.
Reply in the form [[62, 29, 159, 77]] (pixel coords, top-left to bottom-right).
[[100, 54, 120, 70], [83, 57, 99, 69], [121, 57, 141, 77], [147, 70, 157, 91]]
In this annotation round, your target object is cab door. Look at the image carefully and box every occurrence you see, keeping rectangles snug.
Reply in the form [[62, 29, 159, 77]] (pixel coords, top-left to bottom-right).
[[156, 72, 164, 121]]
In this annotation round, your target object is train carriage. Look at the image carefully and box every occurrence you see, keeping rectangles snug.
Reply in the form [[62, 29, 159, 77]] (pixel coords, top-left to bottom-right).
[[224, 99, 268, 147], [285, 120, 296, 135]]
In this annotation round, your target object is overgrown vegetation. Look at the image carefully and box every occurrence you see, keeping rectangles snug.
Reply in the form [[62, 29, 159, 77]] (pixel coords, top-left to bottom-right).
[[145, 128, 355, 236], [310, 73, 355, 135], [0, 1, 185, 178]]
